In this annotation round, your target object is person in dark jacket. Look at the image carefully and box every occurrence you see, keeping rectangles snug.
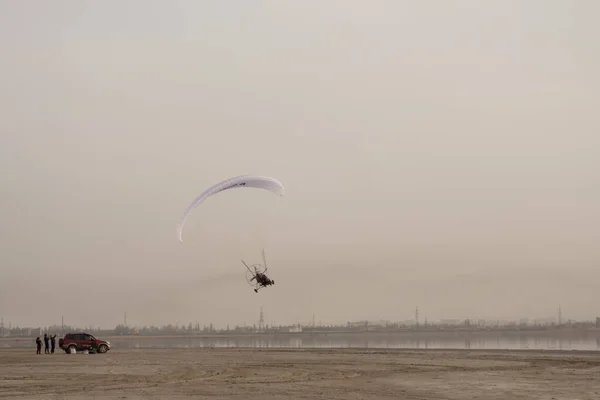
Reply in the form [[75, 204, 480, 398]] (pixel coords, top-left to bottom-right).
[[35, 337, 42, 354], [43, 334, 50, 354], [50, 334, 56, 354]]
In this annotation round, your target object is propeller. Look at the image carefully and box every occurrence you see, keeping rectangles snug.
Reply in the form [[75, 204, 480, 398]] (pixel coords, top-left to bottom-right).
[[262, 249, 267, 272], [241, 260, 253, 273]]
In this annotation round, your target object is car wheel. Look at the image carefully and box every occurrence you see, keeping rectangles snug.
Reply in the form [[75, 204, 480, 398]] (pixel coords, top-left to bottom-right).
[[97, 344, 108, 353], [68, 345, 77, 354]]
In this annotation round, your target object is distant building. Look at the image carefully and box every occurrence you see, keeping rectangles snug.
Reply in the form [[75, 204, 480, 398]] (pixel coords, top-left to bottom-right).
[[346, 320, 391, 329], [476, 319, 501, 328], [439, 319, 462, 326], [366, 320, 390, 328], [532, 317, 555, 326], [346, 320, 368, 329]]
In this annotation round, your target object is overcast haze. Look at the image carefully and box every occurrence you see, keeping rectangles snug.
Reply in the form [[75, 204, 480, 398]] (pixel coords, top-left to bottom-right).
[[1, 0, 599, 329]]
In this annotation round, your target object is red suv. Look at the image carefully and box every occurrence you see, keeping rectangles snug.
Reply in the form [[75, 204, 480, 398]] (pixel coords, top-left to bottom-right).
[[59, 333, 111, 354]]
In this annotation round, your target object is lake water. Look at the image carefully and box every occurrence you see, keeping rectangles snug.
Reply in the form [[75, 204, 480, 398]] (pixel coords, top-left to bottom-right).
[[3, 332, 599, 351]]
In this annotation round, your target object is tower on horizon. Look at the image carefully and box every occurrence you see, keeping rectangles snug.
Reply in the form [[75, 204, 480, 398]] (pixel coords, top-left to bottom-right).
[[558, 305, 562, 325], [415, 306, 419, 328], [259, 307, 264, 332]]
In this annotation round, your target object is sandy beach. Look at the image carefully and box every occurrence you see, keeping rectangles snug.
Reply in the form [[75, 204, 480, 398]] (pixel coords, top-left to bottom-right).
[[1, 348, 599, 399]]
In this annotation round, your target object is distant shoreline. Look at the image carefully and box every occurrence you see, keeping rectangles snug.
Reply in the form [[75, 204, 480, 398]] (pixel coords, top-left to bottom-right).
[[2, 327, 599, 342]]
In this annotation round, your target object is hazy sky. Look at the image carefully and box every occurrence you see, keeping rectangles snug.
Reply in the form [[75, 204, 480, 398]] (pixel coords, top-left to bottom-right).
[[1, 0, 599, 329]]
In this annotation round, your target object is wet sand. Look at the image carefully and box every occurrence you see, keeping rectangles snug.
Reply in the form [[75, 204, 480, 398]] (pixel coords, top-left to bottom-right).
[[1, 348, 599, 399]]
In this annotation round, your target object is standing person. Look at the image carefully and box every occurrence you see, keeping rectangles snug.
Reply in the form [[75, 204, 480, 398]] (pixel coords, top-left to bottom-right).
[[50, 334, 56, 354], [35, 337, 42, 354], [43, 333, 50, 354]]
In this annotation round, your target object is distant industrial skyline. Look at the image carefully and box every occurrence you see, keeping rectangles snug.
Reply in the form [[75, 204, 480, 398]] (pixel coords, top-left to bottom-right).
[[1, 304, 590, 332]]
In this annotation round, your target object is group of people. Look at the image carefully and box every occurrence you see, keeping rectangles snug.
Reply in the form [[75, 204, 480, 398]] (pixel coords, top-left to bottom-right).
[[35, 333, 57, 354]]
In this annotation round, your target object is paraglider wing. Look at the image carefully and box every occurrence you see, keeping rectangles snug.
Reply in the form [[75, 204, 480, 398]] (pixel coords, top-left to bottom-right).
[[177, 175, 284, 243]]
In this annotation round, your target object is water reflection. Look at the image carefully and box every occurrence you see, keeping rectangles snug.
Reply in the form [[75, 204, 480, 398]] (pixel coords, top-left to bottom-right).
[[108, 334, 600, 351], [3, 332, 599, 351]]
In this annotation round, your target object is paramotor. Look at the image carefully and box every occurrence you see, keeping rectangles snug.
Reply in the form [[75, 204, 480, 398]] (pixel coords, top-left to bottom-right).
[[242, 249, 275, 293]]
